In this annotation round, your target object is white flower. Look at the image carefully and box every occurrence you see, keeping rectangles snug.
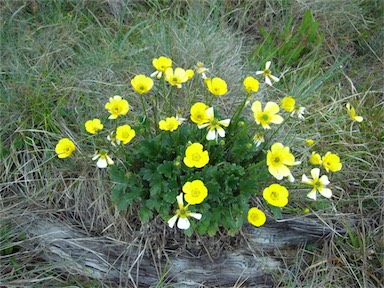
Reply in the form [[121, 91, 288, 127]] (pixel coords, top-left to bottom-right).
[[291, 106, 305, 119], [107, 132, 121, 147], [302, 168, 332, 200], [252, 133, 265, 147], [198, 107, 230, 141], [92, 150, 114, 168], [256, 61, 280, 86], [168, 193, 202, 230]]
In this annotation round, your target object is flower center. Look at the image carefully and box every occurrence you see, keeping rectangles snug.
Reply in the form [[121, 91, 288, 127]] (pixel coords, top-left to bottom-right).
[[191, 189, 200, 197], [274, 157, 281, 163], [122, 131, 130, 139], [178, 208, 188, 218], [314, 180, 322, 188], [113, 106, 120, 112], [270, 191, 279, 200], [192, 153, 201, 162], [261, 113, 269, 121], [263, 69, 271, 76], [140, 85, 145, 90], [250, 213, 259, 222]]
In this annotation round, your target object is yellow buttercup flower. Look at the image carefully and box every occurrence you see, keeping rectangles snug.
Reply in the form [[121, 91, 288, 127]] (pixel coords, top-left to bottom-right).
[[151, 56, 172, 78], [168, 193, 202, 230], [105, 96, 130, 120], [255, 61, 279, 86], [280, 96, 295, 112], [243, 76, 259, 93], [185, 69, 195, 80], [183, 143, 209, 168], [55, 138, 75, 158], [322, 152, 342, 172], [346, 103, 363, 122], [159, 117, 179, 132], [263, 184, 289, 207], [251, 101, 284, 129], [198, 107, 230, 141], [84, 118, 103, 134], [309, 152, 322, 165], [305, 139, 315, 147], [247, 207, 266, 227], [92, 150, 114, 168], [267, 142, 301, 181], [302, 168, 332, 200], [164, 67, 189, 88], [116, 124, 135, 144], [190, 102, 209, 125], [205, 77, 228, 96], [182, 180, 208, 205], [131, 74, 154, 94]]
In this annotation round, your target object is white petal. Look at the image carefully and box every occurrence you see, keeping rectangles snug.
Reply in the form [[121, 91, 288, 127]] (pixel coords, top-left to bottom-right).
[[265, 76, 272, 86], [217, 127, 226, 138], [106, 156, 114, 165], [270, 75, 280, 82], [219, 119, 231, 127], [311, 168, 320, 180], [320, 175, 330, 186], [177, 217, 190, 230], [319, 187, 332, 198], [97, 158, 108, 168], [307, 189, 317, 200], [176, 193, 184, 209], [198, 123, 209, 129], [255, 71, 263, 75], [206, 130, 216, 141], [288, 173, 295, 183], [189, 213, 202, 220], [168, 215, 178, 228], [150, 71, 158, 78], [92, 154, 100, 161], [294, 161, 302, 166], [301, 174, 312, 185], [266, 61, 271, 69], [205, 107, 214, 119]]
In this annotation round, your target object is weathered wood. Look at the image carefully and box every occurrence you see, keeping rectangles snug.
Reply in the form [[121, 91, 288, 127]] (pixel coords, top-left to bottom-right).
[[15, 214, 345, 287]]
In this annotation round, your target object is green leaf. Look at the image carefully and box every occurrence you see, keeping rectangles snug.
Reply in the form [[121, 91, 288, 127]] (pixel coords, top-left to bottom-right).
[[157, 161, 175, 178], [270, 205, 283, 219], [139, 206, 153, 222], [108, 165, 128, 185]]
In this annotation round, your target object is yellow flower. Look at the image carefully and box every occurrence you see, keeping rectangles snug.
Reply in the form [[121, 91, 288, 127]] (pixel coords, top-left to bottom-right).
[[198, 107, 230, 141], [195, 62, 209, 79], [251, 101, 284, 129], [255, 61, 279, 86], [243, 76, 259, 93], [159, 117, 179, 132], [105, 96, 130, 120], [267, 142, 301, 181], [247, 207, 266, 227], [205, 77, 228, 96], [92, 150, 114, 168], [190, 102, 209, 125], [305, 139, 315, 147], [84, 118, 103, 134], [55, 138, 76, 158], [309, 152, 322, 165], [280, 96, 295, 112], [346, 103, 363, 122], [116, 124, 135, 144], [151, 56, 172, 78], [185, 69, 195, 80], [168, 193, 202, 230], [182, 180, 208, 205], [183, 143, 209, 168], [164, 67, 189, 88], [263, 184, 289, 207], [302, 168, 332, 200], [131, 74, 154, 94], [322, 152, 342, 172]]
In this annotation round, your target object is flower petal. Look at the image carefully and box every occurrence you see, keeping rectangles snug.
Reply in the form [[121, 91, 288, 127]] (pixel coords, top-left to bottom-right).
[[265, 61, 271, 69], [319, 187, 332, 198], [168, 215, 178, 228], [177, 217, 190, 230], [251, 101, 261, 114], [311, 168, 320, 180], [265, 102, 280, 114], [301, 174, 312, 185], [216, 127, 226, 138], [189, 212, 202, 220], [206, 129, 216, 141], [265, 76, 272, 86], [320, 175, 330, 185], [219, 119, 231, 127], [270, 75, 280, 82], [307, 189, 317, 200]]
